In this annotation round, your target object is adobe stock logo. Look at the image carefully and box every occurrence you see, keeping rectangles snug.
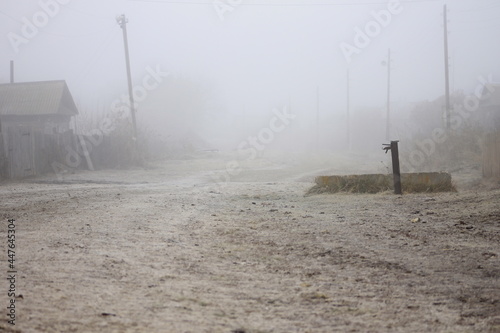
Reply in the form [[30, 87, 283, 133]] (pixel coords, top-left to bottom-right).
[[340, 0, 403, 64], [110, 65, 169, 112], [213, 0, 242, 21], [7, 0, 71, 54]]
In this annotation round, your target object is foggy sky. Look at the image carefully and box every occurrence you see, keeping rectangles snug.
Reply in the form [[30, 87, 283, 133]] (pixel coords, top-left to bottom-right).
[[1, 0, 499, 145]]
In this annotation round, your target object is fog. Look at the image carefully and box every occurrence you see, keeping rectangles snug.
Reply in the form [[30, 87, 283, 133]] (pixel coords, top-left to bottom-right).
[[1, 0, 500, 156]]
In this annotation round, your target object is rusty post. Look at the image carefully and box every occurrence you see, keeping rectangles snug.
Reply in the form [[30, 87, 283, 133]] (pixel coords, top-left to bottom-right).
[[383, 140, 402, 195], [391, 141, 402, 194]]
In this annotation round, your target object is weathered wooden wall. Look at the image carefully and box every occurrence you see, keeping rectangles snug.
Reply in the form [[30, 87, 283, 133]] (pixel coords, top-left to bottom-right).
[[5, 126, 75, 179], [483, 131, 500, 179], [0, 133, 6, 179], [85, 133, 135, 169]]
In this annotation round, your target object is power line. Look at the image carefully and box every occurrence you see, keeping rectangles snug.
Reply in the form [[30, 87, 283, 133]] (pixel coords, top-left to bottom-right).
[[128, 0, 440, 6], [0, 9, 23, 24]]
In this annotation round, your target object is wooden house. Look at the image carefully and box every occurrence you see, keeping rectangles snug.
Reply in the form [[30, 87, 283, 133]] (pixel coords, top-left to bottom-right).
[[0, 80, 78, 179]]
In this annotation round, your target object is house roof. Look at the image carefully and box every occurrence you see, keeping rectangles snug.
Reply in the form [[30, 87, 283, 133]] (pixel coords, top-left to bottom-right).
[[0, 80, 78, 117]]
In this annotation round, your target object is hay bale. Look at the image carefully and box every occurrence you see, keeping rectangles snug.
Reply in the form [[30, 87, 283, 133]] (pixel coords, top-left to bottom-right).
[[309, 172, 455, 194], [401, 172, 455, 193], [313, 174, 392, 194]]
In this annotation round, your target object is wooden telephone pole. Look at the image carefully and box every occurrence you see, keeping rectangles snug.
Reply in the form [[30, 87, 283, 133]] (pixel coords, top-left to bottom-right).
[[443, 4, 451, 130], [381, 49, 391, 141], [346, 69, 351, 150], [117, 14, 138, 143], [316, 86, 320, 149], [386, 48, 391, 141]]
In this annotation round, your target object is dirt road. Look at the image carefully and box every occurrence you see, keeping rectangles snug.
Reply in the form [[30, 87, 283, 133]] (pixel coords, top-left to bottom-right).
[[1, 153, 499, 332]]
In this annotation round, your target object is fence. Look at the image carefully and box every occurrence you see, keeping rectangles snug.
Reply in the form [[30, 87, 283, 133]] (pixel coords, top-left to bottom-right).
[[84, 132, 136, 169], [483, 130, 500, 179]]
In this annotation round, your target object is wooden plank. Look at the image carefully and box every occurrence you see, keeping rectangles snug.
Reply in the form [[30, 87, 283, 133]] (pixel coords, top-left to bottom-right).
[[483, 131, 500, 179]]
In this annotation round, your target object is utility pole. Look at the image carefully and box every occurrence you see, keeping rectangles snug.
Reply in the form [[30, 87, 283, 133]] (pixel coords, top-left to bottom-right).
[[443, 4, 451, 130], [346, 69, 351, 150], [316, 86, 320, 150], [116, 14, 138, 144], [385, 48, 391, 141], [10, 60, 14, 83]]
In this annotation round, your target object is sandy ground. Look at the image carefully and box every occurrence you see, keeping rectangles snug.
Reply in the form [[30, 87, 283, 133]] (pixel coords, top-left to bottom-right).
[[0, 152, 499, 333]]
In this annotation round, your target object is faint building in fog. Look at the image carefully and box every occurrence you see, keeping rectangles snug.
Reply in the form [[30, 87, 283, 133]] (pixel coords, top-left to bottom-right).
[[0, 80, 78, 179]]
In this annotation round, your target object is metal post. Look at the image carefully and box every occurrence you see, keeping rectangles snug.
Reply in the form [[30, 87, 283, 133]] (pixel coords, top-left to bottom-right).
[[383, 140, 402, 195], [390, 141, 402, 194]]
